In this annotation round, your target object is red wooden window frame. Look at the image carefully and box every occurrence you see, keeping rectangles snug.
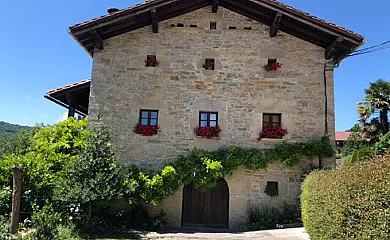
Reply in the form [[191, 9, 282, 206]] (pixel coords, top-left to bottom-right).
[[263, 113, 281, 128], [199, 112, 218, 127], [139, 109, 159, 126]]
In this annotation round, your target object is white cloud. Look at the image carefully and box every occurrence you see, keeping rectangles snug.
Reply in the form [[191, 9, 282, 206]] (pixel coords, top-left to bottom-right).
[[57, 112, 68, 123]]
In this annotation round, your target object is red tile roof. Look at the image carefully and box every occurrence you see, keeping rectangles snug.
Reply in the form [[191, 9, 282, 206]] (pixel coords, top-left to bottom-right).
[[335, 132, 351, 142], [69, 0, 362, 39], [46, 79, 91, 95]]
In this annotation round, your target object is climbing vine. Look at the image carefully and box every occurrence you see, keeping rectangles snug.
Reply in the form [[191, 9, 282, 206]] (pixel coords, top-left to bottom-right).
[[124, 136, 334, 205]]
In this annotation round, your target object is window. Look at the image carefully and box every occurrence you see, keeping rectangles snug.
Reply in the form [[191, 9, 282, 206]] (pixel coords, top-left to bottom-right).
[[210, 22, 217, 30], [190, 24, 198, 28], [147, 55, 156, 61], [139, 110, 158, 126], [177, 23, 184, 27], [204, 58, 215, 70], [229, 26, 236, 29], [265, 181, 278, 197], [199, 112, 218, 127], [268, 58, 277, 66], [263, 113, 281, 128]]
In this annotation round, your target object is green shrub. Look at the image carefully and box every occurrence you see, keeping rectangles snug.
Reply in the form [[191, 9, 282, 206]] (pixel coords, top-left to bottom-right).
[[301, 155, 390, 240], [30, 204, 64, 240], [248, 203, 301, 230], [0, 216, 21, 240], [54, 224, 82, 240], [0, 186, 11, 216], [374, 131, 390, 154]]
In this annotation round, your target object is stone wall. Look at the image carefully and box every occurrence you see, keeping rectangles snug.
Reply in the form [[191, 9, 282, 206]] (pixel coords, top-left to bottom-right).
[[89, 6, 336, 229]]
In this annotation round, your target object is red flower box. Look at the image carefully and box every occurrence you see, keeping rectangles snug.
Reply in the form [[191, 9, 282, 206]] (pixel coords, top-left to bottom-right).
[[145, 58, 160, 67], [194, 126, 221, 138], [258, 126, 288, 141], [263, 62, 282, 72], [133, 123, 160, 136]]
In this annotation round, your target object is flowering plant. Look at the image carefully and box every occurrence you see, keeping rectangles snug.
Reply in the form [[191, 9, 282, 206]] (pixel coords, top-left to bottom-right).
[[203, 62, 214, 70], [258, 126, 288, 141], [145, 58, 160, 67], [133, 123, 160, 136], [194, 126, 221, 138], [263, 62, 282, 71]]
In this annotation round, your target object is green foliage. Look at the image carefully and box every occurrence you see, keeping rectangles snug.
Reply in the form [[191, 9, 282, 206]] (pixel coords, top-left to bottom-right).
[[54, 224, 82, 240], [125, 136, 334, 204], [0, 186, 11, 216], [0, 121, 31, 140], [30, 204, 64, 240], [0, 117, 88, 216], [358, 79, 390, 142], [345, 124, 361, 132], [340, 131, 370, 157], [0, 216, 21, 240], [248, 203, 301, 230], [374, 131, 390, 154], [301, 155, 390, 240]]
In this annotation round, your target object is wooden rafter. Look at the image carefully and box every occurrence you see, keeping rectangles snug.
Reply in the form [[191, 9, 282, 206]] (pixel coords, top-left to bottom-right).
[[212, 0, 219, 13], [270, 12, 282, 37], [151, 8, 158, 33], [325, 37, 343, 59], [90, 28, 104, 50]]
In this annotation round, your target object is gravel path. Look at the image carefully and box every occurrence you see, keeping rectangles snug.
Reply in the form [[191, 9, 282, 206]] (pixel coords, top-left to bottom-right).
[[145, 228, 310, 240]]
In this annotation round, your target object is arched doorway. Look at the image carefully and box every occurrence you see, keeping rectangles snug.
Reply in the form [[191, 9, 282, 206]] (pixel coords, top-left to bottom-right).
[[181, 179, 229, 229]]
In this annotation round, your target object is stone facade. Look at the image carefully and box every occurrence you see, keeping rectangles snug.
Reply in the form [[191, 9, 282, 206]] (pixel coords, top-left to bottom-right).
[[89, 7, 335, 230]]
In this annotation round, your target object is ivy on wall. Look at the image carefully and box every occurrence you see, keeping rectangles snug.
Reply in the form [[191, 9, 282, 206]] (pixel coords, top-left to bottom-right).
[[124, 136, 334, 205]]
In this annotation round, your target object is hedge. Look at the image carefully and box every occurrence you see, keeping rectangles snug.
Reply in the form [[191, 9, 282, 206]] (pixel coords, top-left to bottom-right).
[[301, 154, 390, 240]]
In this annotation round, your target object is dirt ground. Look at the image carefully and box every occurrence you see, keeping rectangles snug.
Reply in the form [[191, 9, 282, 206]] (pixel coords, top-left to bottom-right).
[[144, 228, 310, 240]]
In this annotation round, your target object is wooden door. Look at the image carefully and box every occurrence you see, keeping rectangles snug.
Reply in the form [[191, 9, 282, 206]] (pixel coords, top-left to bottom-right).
[[182, 179, 229, 229]]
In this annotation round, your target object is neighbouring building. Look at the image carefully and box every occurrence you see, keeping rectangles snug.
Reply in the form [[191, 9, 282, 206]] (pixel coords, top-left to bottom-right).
[[335, 131, 352, 154], [45, 0, 364, 230]]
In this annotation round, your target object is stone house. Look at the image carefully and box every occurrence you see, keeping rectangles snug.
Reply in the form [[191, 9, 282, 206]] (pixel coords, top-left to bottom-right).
[[46, 0, 364, 230]]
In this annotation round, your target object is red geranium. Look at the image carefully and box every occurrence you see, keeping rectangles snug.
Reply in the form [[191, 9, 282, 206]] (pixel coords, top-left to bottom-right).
[[258, 125, 288, 141], [133, 123, 160, 136], [263, 62, 282, 72], [145, 58, 160, 67], [194, 126, 221, 138]]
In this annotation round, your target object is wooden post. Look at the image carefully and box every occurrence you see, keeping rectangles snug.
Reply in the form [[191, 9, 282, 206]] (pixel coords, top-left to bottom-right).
[[10, 165, 23, 234]]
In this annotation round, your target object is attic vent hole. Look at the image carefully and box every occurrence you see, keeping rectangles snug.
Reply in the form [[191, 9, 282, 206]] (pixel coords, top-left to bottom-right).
[[244, 27, 252, 30], [229, 26, 236, 29], [177, 23, 184, 27], [170, 24, 176, 27], [190, 25, 198, 28]]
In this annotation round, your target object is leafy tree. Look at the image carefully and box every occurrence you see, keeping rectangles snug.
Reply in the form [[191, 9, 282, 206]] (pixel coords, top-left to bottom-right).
[[358, 79, 390, 142], [56, 125, 126, 227], [345, 124, 361, 132], [341, 131, 370, 157]]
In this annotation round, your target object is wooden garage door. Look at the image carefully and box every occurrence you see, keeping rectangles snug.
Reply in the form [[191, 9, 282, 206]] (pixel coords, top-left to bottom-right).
[[182, 179, 229, 229]]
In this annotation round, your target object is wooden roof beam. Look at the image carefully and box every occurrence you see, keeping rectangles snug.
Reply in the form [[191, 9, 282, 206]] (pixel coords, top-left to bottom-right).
[[90, 28, 104, 50], [270, 12, 282, 37], [212, 0, 219, 13], [151, 8, 158, 33], [325, 37, 343, 59]]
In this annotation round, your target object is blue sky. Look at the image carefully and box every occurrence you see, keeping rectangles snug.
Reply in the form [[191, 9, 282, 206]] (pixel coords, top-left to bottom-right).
[[1, 0, 389, 131]]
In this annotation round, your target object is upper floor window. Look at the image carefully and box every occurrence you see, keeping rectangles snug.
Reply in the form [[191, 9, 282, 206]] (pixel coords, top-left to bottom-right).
[[203, 58, 215, 70], [140, 109, 158, 126], [145, 55, 159, 67], [263, 113, 281, 128], [199, 112, 218, 127]]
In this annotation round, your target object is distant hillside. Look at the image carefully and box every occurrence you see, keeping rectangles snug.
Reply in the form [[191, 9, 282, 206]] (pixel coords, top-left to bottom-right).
[[0, 121, 31, 139]]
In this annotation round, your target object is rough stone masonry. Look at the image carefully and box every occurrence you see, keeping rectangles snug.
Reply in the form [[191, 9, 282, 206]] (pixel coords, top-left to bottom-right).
[[88, 7, 336, 230]]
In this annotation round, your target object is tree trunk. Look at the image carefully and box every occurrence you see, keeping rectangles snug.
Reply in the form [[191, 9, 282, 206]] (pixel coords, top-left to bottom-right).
[[380, 109, 389, 134], [86, 201, 92, 228]]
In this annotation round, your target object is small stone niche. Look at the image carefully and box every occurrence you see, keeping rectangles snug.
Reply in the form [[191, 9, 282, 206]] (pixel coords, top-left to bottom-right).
[[229, 26, 237, 29], [210, 22, 217, 30], [190, 24, 198, 28], [177, 23, 184, 27]]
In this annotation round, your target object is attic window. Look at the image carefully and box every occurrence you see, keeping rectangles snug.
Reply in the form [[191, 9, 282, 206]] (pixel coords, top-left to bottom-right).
[[177, 23, 184, 27], [190, 25, 198, 28], [210, 22, 217, 30], [203, 58, 215, 70], [244, 27, 252, 30], [146, 55, 159, 67], [229, 26, 237, 29], [268, 58, 277, 66]]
